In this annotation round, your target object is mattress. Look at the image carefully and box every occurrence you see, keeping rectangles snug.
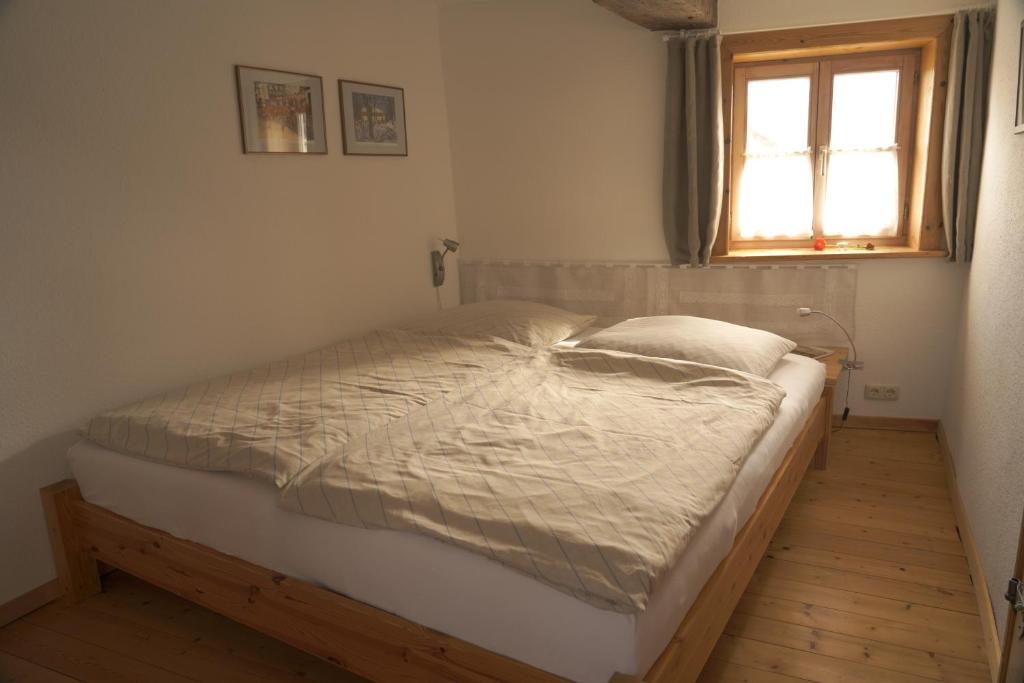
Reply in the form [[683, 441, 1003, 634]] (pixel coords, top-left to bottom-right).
[[68, 353, 824, 683]]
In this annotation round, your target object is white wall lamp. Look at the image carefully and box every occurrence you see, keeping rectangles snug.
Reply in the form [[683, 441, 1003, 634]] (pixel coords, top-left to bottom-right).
[[431, 238, 460, 287], [796, 307, 864, 371], [797, 307, 864, 426]]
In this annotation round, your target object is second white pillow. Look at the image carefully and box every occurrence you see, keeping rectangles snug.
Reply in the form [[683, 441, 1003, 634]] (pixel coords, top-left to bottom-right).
[[576, 315, 796, 377]]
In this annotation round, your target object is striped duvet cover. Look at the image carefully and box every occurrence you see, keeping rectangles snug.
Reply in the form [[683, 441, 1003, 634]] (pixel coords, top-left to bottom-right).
[[82, 330, 530, 487], [84, 330, 784, 613]]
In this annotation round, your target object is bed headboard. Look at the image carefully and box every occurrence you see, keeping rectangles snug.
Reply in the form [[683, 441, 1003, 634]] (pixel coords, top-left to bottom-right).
[[459, 260, 857, 346]]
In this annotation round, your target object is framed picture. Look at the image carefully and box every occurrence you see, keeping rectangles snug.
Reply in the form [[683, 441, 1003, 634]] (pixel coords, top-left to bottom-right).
[[338, 80, 408, 156], [235, 65, 327, 154], [1016, 20, 1024, 134]]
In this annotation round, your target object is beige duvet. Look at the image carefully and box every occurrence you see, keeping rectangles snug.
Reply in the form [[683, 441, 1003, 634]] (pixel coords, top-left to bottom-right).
[[84, 331, 785, 613], [83, 330, 529, 486]]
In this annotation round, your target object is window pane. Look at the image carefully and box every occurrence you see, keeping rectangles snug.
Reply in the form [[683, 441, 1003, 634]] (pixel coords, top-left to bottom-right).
[[824, 150, 899, 237], [737, 156, 814, 239], [824, 70, 901, 237], [746, 77, 811, 154], [829, 70, 899, 150], [737, 76, 813, 239]]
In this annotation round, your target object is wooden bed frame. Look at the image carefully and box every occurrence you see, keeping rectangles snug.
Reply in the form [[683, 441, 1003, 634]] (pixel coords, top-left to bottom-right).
[[41, 358, 840, 683]]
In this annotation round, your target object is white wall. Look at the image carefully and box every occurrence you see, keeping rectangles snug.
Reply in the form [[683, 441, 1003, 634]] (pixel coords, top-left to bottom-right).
[[441, 0, 667, 263], [719, 0, 979, 32], [0, 0, 458, 605], [943, 0, 1024, 641], [439, 0, 972, 420]]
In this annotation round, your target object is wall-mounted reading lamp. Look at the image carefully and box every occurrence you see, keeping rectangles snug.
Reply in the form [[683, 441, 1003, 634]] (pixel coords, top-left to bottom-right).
[[796, 308, 863, 371], [797, 307, 864, 428], [431, 238, 460, 287]]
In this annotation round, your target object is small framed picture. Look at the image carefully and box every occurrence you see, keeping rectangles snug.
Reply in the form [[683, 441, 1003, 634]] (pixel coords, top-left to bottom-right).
[[235, 65, 327, 154], [1016, 20, 1024, 134], [338, 80, 408, 156]]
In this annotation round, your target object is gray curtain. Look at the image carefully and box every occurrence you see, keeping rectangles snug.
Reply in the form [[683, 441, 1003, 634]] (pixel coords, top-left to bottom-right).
[[942, 8, 995, 263], [664, 31, 724, 267]]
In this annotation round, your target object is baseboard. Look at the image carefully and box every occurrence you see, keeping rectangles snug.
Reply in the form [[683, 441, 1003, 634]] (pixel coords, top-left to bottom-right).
[[937, 421, 1003, 682], [831, 415, 939, 432], [0, 578, 60, 627]]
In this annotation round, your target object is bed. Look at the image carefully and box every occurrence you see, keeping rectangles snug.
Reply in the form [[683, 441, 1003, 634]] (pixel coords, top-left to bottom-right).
[[41, 312, 839, 683]]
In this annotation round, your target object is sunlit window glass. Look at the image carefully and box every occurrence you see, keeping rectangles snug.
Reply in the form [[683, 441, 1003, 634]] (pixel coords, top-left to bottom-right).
[[736, 77, 814, 239], [823, 70, 901, 237]]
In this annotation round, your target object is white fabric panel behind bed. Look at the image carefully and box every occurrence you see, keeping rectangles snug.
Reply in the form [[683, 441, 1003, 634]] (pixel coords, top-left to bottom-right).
[[460, 260, 857, 347], [68, 353, 824, 683]]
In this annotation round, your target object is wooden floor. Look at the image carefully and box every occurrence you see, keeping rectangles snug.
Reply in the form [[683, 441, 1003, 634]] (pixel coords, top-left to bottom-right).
[[0, 569, 363, 683], [699, 427, 990, 683], [0, 429, 989, 683]]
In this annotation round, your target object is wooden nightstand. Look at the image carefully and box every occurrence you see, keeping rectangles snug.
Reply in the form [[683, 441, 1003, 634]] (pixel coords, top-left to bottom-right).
[[814, 347, 848, 469]]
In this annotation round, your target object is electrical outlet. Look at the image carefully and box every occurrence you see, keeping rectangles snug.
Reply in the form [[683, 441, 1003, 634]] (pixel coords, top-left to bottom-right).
[[864, 384, 900, 401]]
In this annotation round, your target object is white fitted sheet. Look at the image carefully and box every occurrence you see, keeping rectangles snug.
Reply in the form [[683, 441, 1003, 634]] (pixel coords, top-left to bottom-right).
[[68, 353, 824, 683]]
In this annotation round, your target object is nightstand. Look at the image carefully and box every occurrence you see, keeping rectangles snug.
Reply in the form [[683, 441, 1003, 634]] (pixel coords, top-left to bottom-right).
[[814, 347, 848, 469]]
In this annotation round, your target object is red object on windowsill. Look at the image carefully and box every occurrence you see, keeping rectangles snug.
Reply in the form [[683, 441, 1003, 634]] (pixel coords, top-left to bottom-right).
[[813, 238, 827, 251]]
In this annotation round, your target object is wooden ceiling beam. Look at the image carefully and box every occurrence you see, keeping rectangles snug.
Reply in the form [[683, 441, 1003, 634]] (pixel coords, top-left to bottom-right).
[[593, 0, 717, 31]]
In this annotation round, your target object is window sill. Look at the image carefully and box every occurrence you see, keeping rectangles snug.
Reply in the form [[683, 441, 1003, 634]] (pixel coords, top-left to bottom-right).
[[712, 246, 948, 263]]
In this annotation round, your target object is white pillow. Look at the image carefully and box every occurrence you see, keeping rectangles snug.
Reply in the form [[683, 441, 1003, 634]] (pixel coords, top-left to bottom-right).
[[576, 316, 796, 377], [399, 300, 596, 347]]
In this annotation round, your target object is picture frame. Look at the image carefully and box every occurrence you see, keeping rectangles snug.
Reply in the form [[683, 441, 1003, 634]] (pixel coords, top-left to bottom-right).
[[1016, 20, 1024, 134], [235, 65, 327, 154], [338, 80, 408, 156]]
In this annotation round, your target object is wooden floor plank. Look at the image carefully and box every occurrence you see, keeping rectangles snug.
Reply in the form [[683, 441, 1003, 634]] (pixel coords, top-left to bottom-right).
[[763, 544, 973, 590], [829, 449, 946, 470], [775, 516, 966, 557], [830, 445, 943, 467], [745, 573, 985, 637], [0, 652, 78, 682], [801, 470, 952, 501], [732, 594, 987, 663], [698, 658, 812, 682], [784, 500, 959, 542], [794, 479, 955, 514], [724, 613, 989, 682], [710, 634, 935, 683], [0, 574, 362, 683], [760, 555, 978, 615], [0, 620, 192, 683], [831, 436, 942, 462], [791, 492, 958, 528], [830, 431, 943, 465], [768, 527, 969, 574], [84, 573, 350, 683], [23, 602, 302, 683], [823, 459, 947, 488]]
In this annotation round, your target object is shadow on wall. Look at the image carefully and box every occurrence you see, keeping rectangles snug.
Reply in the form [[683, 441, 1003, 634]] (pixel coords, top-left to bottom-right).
[[0, 431, 77, 604]]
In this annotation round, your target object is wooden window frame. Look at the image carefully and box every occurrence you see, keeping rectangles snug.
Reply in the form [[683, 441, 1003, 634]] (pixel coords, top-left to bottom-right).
[[714, 15, 954, 261], [731, 50, 920, 249]]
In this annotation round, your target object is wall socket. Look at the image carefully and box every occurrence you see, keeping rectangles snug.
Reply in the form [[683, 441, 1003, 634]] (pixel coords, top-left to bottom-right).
[[864, 384, 900, 401]]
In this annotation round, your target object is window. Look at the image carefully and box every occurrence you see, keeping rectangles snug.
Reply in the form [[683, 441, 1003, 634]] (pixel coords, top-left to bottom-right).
[[716, 16, 954, 261], [731, 51, 919, 248]]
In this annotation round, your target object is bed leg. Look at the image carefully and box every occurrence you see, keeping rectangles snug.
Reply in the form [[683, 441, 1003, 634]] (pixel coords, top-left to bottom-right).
[[812, 386, 834, 470], [40, 480, 101, 604]]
